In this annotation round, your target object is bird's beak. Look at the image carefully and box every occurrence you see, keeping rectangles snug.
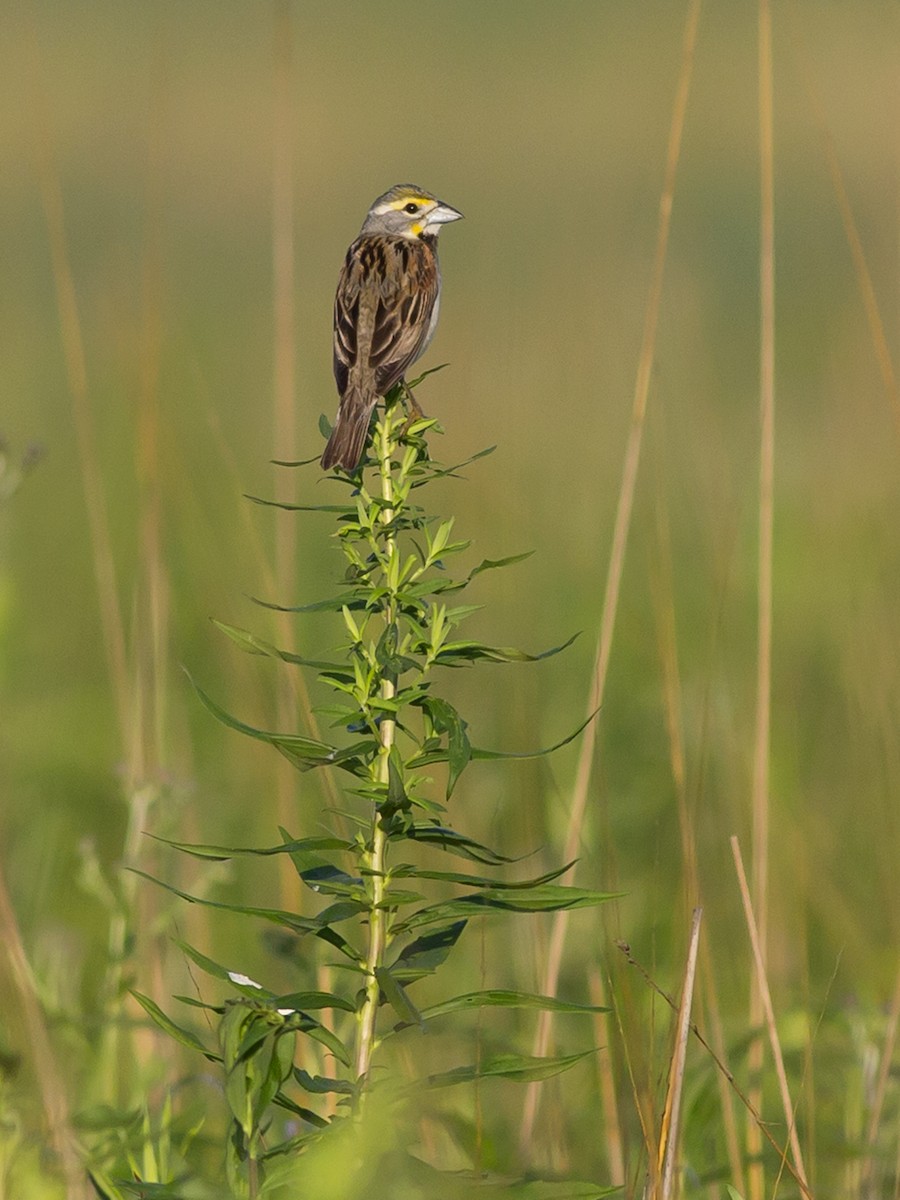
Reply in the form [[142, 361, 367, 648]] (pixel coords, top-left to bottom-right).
[[429, 201, 464, 225]]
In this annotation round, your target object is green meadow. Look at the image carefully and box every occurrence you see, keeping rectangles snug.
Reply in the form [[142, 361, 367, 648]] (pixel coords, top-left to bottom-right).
[[1, 2, 899, 1196]]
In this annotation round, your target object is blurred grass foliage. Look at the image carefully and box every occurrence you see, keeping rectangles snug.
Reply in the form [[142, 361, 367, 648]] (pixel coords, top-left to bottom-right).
[[1, 0, 900, 1193]]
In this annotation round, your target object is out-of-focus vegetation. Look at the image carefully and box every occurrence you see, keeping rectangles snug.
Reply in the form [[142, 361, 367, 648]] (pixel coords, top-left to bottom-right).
[[1, 1, 899, 1196]]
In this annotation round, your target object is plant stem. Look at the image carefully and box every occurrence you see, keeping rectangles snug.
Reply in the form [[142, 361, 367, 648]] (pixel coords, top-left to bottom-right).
[[354, 409, 399, 1088]]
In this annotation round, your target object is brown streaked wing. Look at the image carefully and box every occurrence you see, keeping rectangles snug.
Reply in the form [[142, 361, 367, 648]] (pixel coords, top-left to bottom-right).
[[332, 234, 439, 399], [370, 239, 438, 394], [332, 242, 366, 395]]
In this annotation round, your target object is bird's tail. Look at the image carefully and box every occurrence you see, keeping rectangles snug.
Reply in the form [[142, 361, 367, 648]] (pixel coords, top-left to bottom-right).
[[321, 388, 376, 471]]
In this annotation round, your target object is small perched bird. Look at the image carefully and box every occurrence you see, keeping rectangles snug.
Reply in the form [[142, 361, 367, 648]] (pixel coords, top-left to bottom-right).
[[321, 184, 463, 472]]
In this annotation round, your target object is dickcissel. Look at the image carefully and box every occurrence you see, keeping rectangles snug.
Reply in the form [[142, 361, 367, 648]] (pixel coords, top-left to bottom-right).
[[320, 184, 463, 471]]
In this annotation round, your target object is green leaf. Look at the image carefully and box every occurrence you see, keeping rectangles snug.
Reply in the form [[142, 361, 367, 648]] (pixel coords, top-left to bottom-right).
[[412, 708, 601, 770], [106, 1183, 194, 1199], [288, 852, 363, 899], [393, 885, 616, 934], [468, 551, 534, 579], [392, 862, 576, 891], [409, 443, 497, 487], [151, 833, 352, 861], [130, 869, 361, 959], [289, 1014, 353, 1068], [374, 621, 420, 676], [212, 620, 342, 671], [433, 632, 579, 667], [292, 1067, 356, 1096], [375, 967, 424, 1028], [130, 991, 215, 1060], [249, 591, 367, 614], [271, 1092, 330, 1127], [406, 825, 515, 865], [244, 494, 350, 513], [418, 989, 607, 1021], [187, 674, 375, 774], [389, 921, 467, 984], [419, 696, 471, 798], [175, 939, 275, 996], [270, 453, 322, 468], [273, 991, 357, 1014], [425, 1050, 593, 1088], [382, 746, 410, 817], [404, 363, 450, 389]]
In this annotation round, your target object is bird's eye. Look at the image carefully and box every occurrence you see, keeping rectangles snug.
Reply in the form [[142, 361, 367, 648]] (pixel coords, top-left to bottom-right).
[[403, 202, 420, 214]]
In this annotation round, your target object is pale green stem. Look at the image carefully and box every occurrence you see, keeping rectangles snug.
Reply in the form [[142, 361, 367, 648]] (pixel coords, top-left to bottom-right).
[[354, 411, 399, 1087]]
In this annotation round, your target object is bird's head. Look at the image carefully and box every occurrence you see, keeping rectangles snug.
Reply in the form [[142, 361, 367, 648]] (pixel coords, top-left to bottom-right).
[[360, 184, 463, 240]]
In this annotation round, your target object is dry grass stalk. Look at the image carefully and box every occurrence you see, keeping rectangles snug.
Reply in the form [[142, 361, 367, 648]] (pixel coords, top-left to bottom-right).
[[656, 908, 703, 1200], [748, 0, 776, 1194], [731, 836, 811, 1196]]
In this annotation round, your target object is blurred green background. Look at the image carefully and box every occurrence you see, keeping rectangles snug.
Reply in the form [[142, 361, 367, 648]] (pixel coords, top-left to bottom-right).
[[1, 0, 899, 1191]]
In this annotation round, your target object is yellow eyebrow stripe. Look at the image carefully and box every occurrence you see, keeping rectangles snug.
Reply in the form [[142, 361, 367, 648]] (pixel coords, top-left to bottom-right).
[[389, 196, 431, 210]]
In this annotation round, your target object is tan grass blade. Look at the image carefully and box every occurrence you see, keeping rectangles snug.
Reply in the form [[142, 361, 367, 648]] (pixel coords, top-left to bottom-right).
[[731, 836, 811, 1197], [698, 936, 747, 1197], [649, 455, 745, 1194], [518, 0, 703, 1154], [748, 0, 776, 1194], [655, 908, 703, 1200], [618, 937, 815, 1200]]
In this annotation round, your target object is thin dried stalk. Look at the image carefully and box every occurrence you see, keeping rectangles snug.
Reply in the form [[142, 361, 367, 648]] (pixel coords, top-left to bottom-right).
[[731, 836, 811, 1196], [657, 908, 703, 1200], [749, 0, 776, 1193]]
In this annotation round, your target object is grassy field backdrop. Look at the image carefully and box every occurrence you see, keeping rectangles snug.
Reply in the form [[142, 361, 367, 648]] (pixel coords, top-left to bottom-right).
[[1, 2, 899, 1196]]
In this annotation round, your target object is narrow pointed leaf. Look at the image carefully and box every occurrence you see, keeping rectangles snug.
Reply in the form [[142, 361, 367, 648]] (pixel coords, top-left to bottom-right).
[[188, 675, 375, 774], [425, 1050, 593, 1088], [409, 443, 497, 487], [270, 453, 322, 468], [174, 939, 276, 997], [212, 621, 342, 671], [393, 885, 616, 934], [375, 967, 424, 1028], [150, 833, 352, 861], [130, 869, 361, 959], [291, 1015, 353, 1068], [280, 991, 360, 1014], [249, 591, 366, 614], [245, 494, 350, 513], [271, 1092, 329, 1127], [292, 1067, 357, 1096], [413, 709, 601, 770], [434, 632, 579, 666], [391, 861, 575, 891], [130, 991, 215, 1060], [406, 825, 515, 864], [419, 989, 607, 1021], [389, 921, 467, 983], [468, 551, 534, 579]]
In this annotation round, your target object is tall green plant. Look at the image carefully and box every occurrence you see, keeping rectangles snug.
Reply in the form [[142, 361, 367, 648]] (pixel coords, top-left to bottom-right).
[[134, 384, 614, 1198]]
